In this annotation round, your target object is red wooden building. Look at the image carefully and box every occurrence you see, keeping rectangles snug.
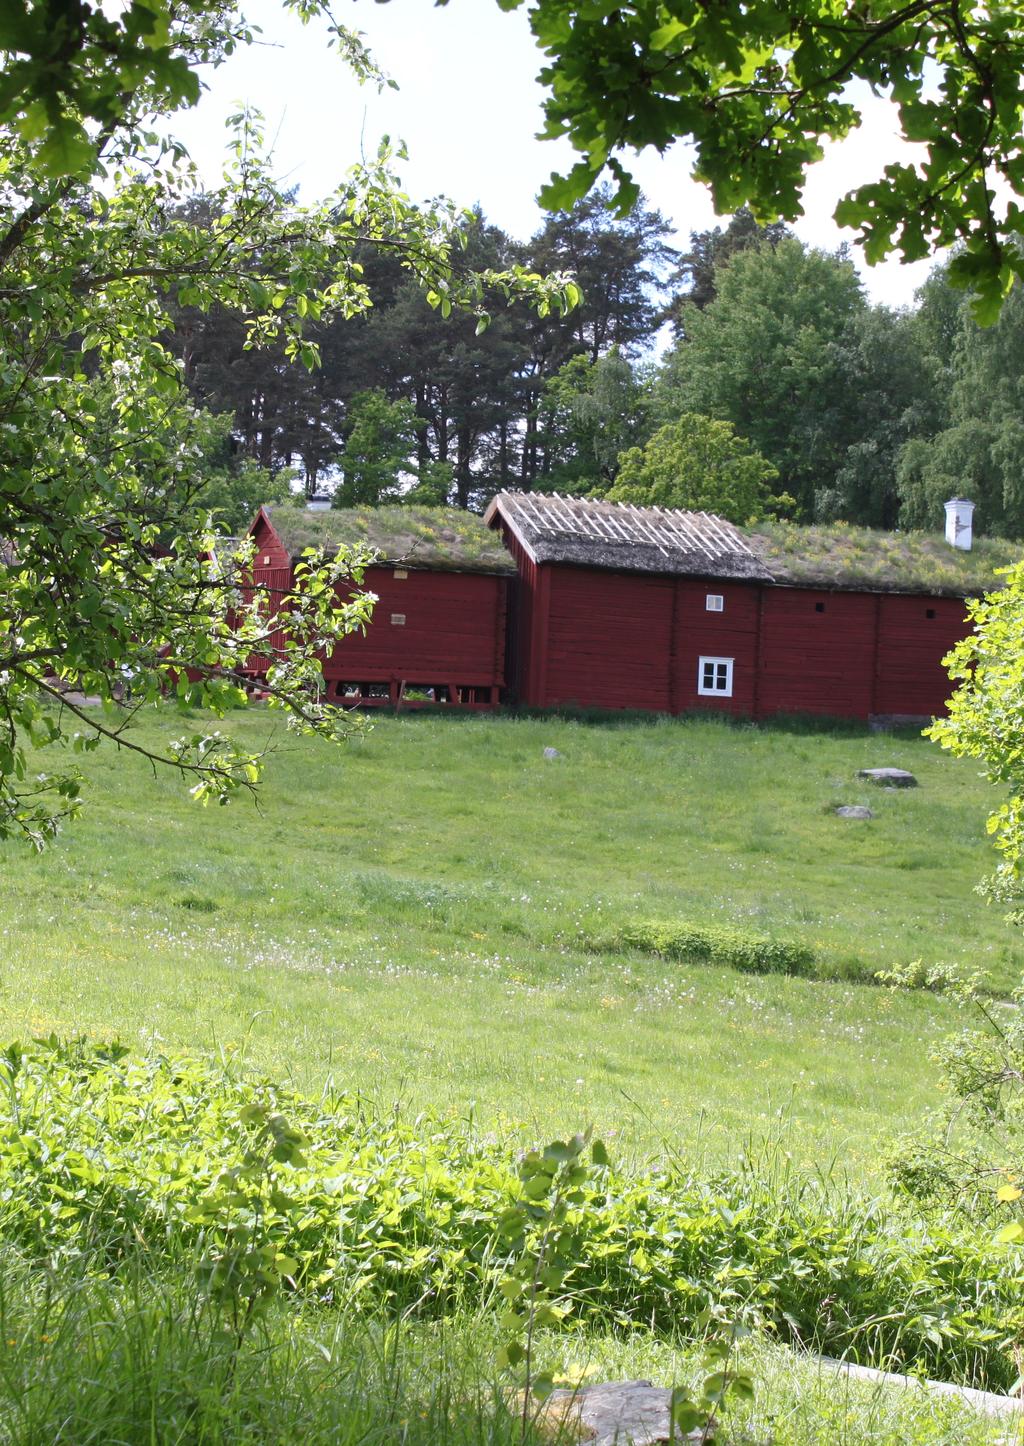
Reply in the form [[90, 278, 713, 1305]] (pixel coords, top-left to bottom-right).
[[483, 492, 1002, 724], [243, 493, 1017, 723], [245, 504, 514, 707]]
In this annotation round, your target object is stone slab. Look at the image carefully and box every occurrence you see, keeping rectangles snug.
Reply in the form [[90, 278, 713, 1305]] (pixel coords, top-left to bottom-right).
[[856, 768, 917, 787], [527, 1380, 703, 1444]]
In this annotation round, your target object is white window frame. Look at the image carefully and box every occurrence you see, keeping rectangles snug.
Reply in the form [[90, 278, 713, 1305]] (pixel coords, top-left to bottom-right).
[[697, 656, 734, 697], [705, 593, 724, 612]]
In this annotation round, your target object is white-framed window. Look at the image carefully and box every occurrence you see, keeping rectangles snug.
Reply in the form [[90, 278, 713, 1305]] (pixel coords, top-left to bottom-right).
[[705, 593, 724, 612], [698, 656, 734, 697]]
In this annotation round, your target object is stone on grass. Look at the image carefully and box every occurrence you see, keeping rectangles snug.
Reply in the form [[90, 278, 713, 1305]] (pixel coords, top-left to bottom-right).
[[543, 746, 562, 760], [856, 768, 917, 788], [527, 1380, 702, 1445], [835, 805, 874, 820]]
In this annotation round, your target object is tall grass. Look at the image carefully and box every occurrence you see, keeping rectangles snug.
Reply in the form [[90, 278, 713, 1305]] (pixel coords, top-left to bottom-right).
[[0, 1253, 1004, 1446], [0, 1254, 528, 1446]]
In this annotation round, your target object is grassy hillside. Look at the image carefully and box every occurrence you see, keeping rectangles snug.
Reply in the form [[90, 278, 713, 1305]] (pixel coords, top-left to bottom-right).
[[1, 707, 1016, 1171]]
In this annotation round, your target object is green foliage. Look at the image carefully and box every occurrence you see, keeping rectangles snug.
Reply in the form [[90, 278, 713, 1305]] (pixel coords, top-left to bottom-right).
[[496, 0, 1024, 314], [1, 1038, 1021, 1390], [897, 277, 1024, 538], [657, 240, 864, 518], [495, 1130, 606, 1418], [193, 412, 293, 533], [884, 971, 1024, 1234], [605, 415, 782, 523], [614, 920, 815, 977], [670, 1329, 755, 1442], [0, 18, 577, 845], [875, 959, 985, 997], [928, 562, 1024, 910], [334, 390, 424, 507], [539, 350, 652, 491], [669, 208, 793, 318], [815, 306, 945, 530]]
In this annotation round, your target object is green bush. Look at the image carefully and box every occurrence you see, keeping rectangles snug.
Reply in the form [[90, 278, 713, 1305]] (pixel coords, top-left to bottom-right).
[[615, 920, 816, 976], [0, 1039, 1020, 1390]]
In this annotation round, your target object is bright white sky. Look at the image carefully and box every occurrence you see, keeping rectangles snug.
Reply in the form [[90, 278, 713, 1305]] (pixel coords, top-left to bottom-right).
[[169, 0, 939, 311]]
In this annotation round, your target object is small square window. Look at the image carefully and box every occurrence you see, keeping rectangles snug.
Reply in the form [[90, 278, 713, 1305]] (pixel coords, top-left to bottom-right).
[[394, 568, 408, 579], [706, 594, 724, 612], [390, 613, 406, 626], [697, 656, 734, 697]]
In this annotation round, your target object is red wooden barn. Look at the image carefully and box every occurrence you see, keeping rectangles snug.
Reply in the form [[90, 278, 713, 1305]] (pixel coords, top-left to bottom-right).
[[242, 492, 1018, 723], [484, 492, 1015, 724], [245, 504, 514, 707]]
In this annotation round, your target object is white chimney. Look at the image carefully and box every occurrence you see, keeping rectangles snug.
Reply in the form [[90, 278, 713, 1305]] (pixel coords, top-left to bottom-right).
[[306, 493, 331, 513], [944, 497, 975, 550]]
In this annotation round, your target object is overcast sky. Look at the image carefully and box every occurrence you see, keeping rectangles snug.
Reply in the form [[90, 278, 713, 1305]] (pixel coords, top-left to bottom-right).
[[169, 0, 939, 311]]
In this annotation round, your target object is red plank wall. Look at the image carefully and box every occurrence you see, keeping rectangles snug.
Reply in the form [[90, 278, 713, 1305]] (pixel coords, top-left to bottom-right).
[[322, 565, 507, 689], [543, 565, 675, 711], [499, 526, 538, 703], [245, 511, 507, 696], [530, 567, 762, 714], [518, 561, 970, 722], [757, 587, 877, 719], [671, 579, 760, 716], [874, 594, 967, 718]]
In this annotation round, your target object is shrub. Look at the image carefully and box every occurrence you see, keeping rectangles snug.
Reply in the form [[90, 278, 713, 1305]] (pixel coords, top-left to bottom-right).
[[0, 1038, 1021, 1390], [615, 920, 815, 976], [875, 959, 986, 995]]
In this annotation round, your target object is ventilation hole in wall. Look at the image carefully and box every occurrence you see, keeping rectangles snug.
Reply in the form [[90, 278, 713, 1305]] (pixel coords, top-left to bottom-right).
[[926, 608, 936, 619], [814, 602, 826, 613]]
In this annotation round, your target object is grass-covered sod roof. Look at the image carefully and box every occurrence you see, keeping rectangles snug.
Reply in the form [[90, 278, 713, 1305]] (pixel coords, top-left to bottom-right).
[[261, 504, 516, 575], [745, 520, 1023, 596], [262, 502, 1024, 594]]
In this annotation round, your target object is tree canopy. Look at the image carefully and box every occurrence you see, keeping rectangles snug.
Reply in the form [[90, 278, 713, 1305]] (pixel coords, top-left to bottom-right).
[[503, 0, 1024, 321], [10, 0, 1024, 316], [604, 416, 781, 522], [0, 4, 576, 844], [657, 239, 865, 518]]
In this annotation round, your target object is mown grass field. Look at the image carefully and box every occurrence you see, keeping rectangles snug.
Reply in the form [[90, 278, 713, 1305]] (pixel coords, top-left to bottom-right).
[[2, 705, 1016, 1172]]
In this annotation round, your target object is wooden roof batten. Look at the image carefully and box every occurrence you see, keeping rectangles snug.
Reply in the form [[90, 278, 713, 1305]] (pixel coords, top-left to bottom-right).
[[484, 491, 773, 583]]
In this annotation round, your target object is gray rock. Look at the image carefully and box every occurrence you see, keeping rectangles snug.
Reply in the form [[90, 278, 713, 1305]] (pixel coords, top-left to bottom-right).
[[856, 768, 917, 788], [543, 746, 562, 760], [836, 805, 874, 820], [534, 1380, 702, 1444]]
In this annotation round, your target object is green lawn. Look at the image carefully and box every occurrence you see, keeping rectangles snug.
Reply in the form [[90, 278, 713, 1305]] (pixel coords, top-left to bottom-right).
[[1, 706, 1015, 1173]]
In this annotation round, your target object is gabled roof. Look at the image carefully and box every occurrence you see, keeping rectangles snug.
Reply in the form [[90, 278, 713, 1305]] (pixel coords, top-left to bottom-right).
[[485, 492, 1023, 597], [255, 504, 516, 576], [484, 491, 773, 583]]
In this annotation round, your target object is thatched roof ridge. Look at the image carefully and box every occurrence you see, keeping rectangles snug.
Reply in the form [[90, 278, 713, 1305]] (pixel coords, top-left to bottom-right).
[[484, 491, 773, 583], [258, 504, 516, 575]]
